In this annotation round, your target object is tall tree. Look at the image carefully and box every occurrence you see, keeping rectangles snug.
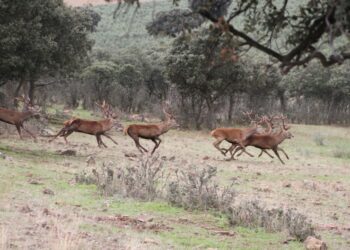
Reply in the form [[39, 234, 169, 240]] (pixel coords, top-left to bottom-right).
[[166, 28, 245, 129], [0, 0, 98, 101]]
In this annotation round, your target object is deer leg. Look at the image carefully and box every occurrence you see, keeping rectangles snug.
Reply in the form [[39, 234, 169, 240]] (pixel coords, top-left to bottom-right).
[[213, 138, 227, 156], [151, 138, 161, 155], [102, 133, 118, 145], [100, 137, 108, 148], [272, 148, 285, 164], [224, 143, 238, 160], [49, 127, 67, 142], [131, 136, 148, 153], [237, 142, 254, 157], [232, 146, 245, 159], [21, 124, 37, 141], [96, 135, 104, 148], [113, 1, 122, 19], [123, 3, 131, 14], [278, 147, 289, 159], [96, 134, 107, 148], [259, 149, 274, 159], [62, 130, 73, 144], [15, 124, 23, 139]]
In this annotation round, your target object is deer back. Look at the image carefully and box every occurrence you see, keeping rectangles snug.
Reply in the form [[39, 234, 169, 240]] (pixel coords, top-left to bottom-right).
[[65, 118, 114, 135], [0, 107, 33, 125]]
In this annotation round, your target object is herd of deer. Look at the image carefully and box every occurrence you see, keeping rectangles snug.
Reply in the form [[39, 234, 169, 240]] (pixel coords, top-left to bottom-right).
[[0, 97, 293, 164]]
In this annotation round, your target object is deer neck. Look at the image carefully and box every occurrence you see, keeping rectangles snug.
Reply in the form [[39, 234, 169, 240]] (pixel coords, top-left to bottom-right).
[[274, 130, 288, 144], [21, 111, 34, 121], [158, 119, 172, 135], [103, 118, 114, 130]]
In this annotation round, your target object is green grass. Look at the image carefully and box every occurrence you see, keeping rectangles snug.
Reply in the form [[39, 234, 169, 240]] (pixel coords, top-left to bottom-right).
[[1, 121, 350, 249]]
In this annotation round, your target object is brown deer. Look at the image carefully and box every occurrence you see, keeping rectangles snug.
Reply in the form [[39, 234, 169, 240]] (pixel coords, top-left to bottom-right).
[[124, 106, 179, 154], [49, 101, 120, 148], [211, 111, 264, 159], [229, 115, 293, 164], [223, 113, 283, 159], [0, 95, 40, 141]]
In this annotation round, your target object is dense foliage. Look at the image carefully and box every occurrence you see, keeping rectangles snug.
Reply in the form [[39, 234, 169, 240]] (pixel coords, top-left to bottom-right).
[[145, 0, 350, 73], [0, 0, 98, 100]]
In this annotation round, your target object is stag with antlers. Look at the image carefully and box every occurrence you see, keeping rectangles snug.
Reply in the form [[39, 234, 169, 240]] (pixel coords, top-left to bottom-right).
[[227, 115, 293, 164], [0, 95, 40, 141], [124, 105, 179, 155], [49, 101, 120, 148]]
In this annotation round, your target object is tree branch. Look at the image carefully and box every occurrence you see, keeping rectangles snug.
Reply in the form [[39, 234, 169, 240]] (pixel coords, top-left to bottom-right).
[[198, 5, 347, 74], [199, 9, 284, 61]]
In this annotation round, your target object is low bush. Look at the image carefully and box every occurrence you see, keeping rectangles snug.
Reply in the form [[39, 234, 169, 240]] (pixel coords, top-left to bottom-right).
[[227, 200, 315, 241], [312, 132, 326, 146], [333, 146, 350, 159], [166, 165, 236, 211]]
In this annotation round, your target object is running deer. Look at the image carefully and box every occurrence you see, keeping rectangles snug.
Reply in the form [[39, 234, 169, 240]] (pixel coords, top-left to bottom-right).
[[0, 95, 40, 141], [210, 111, 261, 158], [229, 115, 293, 164], [224, 114, 277, 159], [49, 101, 120, 147], [124, 106, 179, 154]]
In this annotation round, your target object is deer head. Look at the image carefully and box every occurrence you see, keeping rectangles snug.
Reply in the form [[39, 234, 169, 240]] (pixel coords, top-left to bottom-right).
[[15, 95, 41, 115], [278, 115, 293, 139], [163, 104, 179, 129]]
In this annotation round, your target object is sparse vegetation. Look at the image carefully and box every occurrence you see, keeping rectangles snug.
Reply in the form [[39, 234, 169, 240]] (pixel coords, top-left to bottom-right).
[[313, 132, 326, 146], [228, 200, 315, 241], [167, 165, 236, 211], [333, 146, 350, 159]]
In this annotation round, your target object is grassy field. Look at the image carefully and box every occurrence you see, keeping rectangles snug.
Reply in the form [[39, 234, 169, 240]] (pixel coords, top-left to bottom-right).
[[0, 113, 350, 249]]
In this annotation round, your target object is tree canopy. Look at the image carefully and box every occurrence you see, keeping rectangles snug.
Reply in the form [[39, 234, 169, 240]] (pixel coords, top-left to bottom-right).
[[108, 0, 350, 73], [0, 0, 98, 98]]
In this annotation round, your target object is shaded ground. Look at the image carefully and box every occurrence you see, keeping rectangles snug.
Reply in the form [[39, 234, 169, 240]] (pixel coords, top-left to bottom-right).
[[0, 118, 349, 249]]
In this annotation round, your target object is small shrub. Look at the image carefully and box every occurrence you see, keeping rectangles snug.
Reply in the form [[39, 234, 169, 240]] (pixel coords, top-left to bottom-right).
[[312, 133, 326, 146], [333, 146, 350, 159], [166, 165, 236, 211], [75, 169, 98, 185], [86, 155, 165, 200], [227, 200, 315, 241]]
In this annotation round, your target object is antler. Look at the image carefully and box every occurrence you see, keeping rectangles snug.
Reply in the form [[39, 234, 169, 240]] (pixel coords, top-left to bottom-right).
[[96, 100, 116, 119], [242, 110, 259, 127], [162, 101, 174, 119], [15, 95, 33, 111], [275, 114, 290, 131]]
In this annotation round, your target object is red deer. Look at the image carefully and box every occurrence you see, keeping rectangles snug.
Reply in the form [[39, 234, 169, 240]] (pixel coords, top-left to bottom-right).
[[49, 101, 120, 147], [229, 115, 293, 164], [223, 114, 280, 159], [124, 106, 179, 154], [0, 96, 40, 141], [210, 111, 262, 159]]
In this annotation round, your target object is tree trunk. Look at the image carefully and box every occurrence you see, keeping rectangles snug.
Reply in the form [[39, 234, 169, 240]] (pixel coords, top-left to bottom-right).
[[278, 89, 286, 113], [205, 97, 215, 129]]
